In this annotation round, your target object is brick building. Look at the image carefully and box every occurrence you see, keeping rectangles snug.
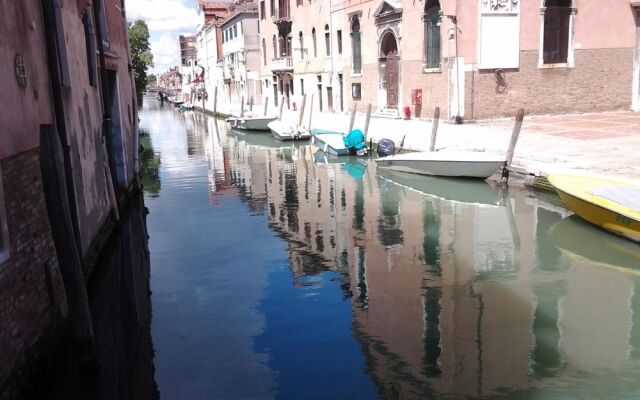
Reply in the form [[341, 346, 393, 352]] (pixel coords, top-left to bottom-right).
[[258, 0, 640, 120], [0, 0, 139, 396]]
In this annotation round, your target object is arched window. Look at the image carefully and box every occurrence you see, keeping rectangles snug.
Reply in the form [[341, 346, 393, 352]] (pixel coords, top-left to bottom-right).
[[543, 0, 571, 64], [325, 24, 331, 56], [298, 31, 304, 59], [423, 0, 441, 68], [272, 34, 277, 60], [312, 27, 317, 58], [351, 16, 362, 74], [262, 38, 267, 65]]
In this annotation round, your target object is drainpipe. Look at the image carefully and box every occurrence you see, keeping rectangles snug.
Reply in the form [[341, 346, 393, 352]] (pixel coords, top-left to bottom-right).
[[92, 0, 119, 197]]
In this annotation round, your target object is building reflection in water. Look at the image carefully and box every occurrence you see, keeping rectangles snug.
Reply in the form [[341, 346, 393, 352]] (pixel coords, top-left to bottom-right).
[[35, 198, 158, 400], [203, 116, 640, 398]]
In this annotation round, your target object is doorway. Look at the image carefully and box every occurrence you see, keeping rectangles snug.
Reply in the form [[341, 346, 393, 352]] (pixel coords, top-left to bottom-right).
[[380, 31, 399, 109]]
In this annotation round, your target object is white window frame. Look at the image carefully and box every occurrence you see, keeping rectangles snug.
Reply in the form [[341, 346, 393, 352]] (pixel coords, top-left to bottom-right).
[[0, 165, 9, 265], [538, 0, 576, 69]]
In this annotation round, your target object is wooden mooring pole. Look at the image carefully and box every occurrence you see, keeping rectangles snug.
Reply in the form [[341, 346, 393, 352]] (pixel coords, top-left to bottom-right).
[[263, 96, 269, 116], [298, 94, 307, 127], [307, 94, 314, 130], [347, 104, 357, 134], [429, 107, 440, 151], [213, 86, 218, 116], [239, 96, 245, 118], [363, 103, 372, 140], [278, 99, 285, 121], [501, 108, 525, 184], [249, 96, 254, 112]]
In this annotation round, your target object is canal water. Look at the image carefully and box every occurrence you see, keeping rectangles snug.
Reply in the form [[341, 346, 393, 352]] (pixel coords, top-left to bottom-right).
[[140, 97, 640, 399]]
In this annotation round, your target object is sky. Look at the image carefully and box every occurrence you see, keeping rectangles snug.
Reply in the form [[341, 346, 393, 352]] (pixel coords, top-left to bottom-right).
[[125, 0, 201, 75]]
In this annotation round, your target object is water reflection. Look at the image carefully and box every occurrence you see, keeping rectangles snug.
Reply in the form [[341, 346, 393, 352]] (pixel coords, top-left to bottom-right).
[[143, 97, 640, 399], [36, 198, 157, 400]]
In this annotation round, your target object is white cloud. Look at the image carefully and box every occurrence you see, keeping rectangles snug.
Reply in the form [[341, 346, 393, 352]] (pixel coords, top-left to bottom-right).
[[151, 33, 181, 73], [126, 0, 199, 32], [125, 0, 199, 73]]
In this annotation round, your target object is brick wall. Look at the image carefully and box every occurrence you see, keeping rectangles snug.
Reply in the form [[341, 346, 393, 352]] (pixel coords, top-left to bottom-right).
[[400, 60, 449, 119], [0, 149, 67, 396], [466, 48, 635, 120]]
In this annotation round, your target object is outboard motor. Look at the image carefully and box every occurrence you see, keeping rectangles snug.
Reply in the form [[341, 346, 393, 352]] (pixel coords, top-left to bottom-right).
[[376, 138, 396, 157]]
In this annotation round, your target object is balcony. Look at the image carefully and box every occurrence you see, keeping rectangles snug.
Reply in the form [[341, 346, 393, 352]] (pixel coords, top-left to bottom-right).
[[271, 7, 290, 24], [271, 57, 293, 72]]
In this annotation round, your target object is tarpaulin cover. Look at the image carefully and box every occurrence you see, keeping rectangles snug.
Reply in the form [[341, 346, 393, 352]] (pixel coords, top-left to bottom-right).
[[343, 129, 367, 151]]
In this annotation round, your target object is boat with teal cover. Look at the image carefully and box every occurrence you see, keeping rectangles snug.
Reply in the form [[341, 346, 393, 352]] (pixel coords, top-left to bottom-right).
[[311, 129, 367, 156]]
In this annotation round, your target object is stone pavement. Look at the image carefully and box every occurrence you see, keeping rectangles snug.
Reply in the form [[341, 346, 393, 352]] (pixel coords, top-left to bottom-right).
[[217, 102, 640, 183]]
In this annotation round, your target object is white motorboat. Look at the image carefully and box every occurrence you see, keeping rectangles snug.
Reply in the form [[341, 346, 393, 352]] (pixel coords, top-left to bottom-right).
[[268, 120, 311, 141], [226, 114, 277, 131], [375, 151, 505, 179]]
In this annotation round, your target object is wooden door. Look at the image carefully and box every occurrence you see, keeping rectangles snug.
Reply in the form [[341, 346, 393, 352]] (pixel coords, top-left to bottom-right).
[[386, 52, 399, 109]]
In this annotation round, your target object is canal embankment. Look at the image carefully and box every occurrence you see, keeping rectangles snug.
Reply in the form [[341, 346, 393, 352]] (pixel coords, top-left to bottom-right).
[[207, 101, 640, 185]]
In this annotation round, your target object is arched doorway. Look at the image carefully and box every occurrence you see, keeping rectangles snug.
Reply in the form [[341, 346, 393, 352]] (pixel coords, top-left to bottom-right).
[[379, 31, 399, 109]]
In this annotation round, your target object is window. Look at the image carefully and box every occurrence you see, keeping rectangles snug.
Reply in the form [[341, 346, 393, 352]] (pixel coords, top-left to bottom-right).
[[233, 25, 237, 38], [272, 34, 277, 59], [351, 83, 361, 99], [298, 31, 304, 59], [0, 166, 9, 264], [260, 0, 265, 19], [312, 27, 317, 57], [543, 0, 571, 64], [351, 16, 362, 74], [324, 24, 331, 56], [300, 78, 305, 95], [423, 1, 441, 68], [270, 0, 275, 16], [337, 30, 342, 54], [262, 39, 267, 65], [297, 0, 303, 5]]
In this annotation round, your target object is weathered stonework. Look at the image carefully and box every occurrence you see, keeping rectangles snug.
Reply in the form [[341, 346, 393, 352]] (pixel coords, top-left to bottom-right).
[[0, 149, 67, 398]]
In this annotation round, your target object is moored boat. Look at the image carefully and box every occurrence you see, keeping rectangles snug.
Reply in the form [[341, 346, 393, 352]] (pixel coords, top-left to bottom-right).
[[311, 129, 368, 156], [548, 174, 640, 243], [375, 151, 505, 179], [226, 114, 277, 131], [267, 120, 311, 141]]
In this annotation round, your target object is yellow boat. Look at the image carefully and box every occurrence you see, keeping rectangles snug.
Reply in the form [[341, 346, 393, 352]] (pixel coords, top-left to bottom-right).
[[548, 175, 640, 243]]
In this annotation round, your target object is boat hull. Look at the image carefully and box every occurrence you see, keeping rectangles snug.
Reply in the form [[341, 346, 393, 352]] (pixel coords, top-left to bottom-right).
[[553, 185, 640, 243], [227, 116, 276, 131], [375, 153, 504, 179], [267, 120, 310, 141]]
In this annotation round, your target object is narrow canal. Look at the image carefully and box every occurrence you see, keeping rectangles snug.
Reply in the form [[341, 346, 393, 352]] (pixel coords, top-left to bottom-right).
[[140, 97, 640, 399]]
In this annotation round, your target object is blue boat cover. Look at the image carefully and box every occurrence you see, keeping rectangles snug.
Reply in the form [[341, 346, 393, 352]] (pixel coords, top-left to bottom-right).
[[343, 129, 367, 151]]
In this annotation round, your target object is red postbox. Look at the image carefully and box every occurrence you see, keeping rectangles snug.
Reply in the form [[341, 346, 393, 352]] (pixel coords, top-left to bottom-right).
[[403, 106, 411, 120]]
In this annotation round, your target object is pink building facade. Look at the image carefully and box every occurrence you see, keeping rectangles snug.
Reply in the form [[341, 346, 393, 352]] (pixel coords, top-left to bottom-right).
[[259, 0, 640, 120], [0, 0, 139, 395]]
